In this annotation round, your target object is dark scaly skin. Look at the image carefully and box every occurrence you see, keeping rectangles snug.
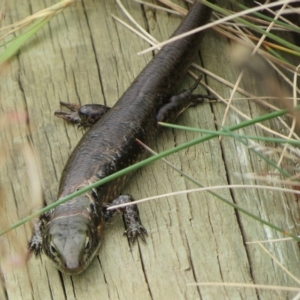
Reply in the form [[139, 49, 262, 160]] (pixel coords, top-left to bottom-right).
[[28, 1, 213, 274]]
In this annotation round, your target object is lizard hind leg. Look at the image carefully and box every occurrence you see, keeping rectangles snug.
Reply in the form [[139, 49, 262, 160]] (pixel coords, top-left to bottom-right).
[[55, 102, 111, 127], [156, 76, 215, 123]]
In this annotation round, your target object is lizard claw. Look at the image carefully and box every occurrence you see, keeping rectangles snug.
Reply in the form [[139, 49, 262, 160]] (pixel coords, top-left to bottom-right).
[[124, 224, 148, 243], [54, 102, 81, 124], [59, 101, 80, 112], [55, 110, 81, 124]]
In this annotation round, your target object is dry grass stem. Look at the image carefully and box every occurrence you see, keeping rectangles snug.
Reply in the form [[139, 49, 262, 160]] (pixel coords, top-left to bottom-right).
[[221, 2, 289, 129], [247, 141, 300, 161], [133, 0, 181, 15], [276, 64, 300, 167], [137, 0, 299, 55], [262, 2, 300, 28], [217, 23, 297, 53], [117, 1, 300, 146], [214, 25, 297, 72], [224, 96, 300, 101], [157, 0, 187, 15], [199, 80, 300, 140], [247, 237, 295, 244], [0, 0, 75, 41], [256, 242, 300, 285], [116, 0, 158, 45], [0, 0, 6, 26], [108, 184, 300, 210], [242, 174, 300, 187], [187, 282, 300, 292], [1, 0, 300, 297], [112, 15, 156, 46]]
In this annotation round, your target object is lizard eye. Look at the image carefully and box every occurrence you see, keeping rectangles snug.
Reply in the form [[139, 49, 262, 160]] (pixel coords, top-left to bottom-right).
[[50, 242, 57, 255], [85, 236, 90, 250]]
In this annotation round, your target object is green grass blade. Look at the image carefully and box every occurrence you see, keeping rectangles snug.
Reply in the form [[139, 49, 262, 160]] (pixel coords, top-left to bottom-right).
[[0, 17, 50, 65], [141, 143, 300, 242], [0, 106, 297, 236], [159, 123, 300, 146]]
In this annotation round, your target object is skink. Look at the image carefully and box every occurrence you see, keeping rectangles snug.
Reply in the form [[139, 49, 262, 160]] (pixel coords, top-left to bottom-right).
[[29, 1, 213, 274]]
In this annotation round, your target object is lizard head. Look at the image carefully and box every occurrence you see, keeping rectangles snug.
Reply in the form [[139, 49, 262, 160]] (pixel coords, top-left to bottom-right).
[[43, 213, 104, 275], [28, 191, 105, 274]]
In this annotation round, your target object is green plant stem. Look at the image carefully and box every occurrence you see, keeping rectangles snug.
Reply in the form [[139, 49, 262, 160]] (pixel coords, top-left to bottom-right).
[[0, 106, 298, 237], [159, 123, 300, 145], [160, 121, 293, 176], [139, 141, 300, 241], [0, 18, 51, 64]]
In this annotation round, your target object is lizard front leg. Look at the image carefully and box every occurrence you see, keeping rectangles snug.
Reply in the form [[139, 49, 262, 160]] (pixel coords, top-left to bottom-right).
[[28, 211, 52, 256], [103, 195, 147, 243]]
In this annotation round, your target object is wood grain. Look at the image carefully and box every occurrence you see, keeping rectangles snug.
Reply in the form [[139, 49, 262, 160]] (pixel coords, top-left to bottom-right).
[[1, 0, 300, 299]]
